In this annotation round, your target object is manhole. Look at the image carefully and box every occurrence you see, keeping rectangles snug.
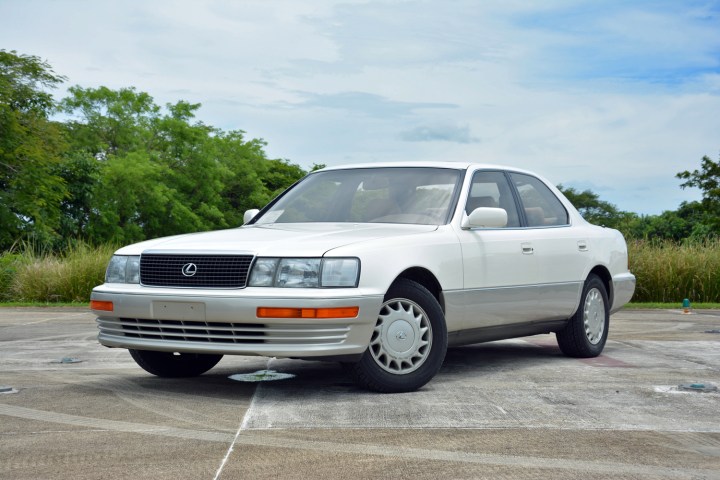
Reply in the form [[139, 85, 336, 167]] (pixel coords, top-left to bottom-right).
[[52, 357, 83, 364], [678, 383, 718, 393], [229, 370, 296, 383], [0, 386, 18, 394]]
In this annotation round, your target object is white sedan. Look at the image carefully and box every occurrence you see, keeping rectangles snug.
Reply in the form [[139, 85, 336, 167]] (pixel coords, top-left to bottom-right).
[[91, 163, 635, 392]]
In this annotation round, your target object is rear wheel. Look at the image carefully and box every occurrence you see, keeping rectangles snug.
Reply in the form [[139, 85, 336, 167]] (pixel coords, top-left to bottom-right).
[[556, 274, 609, 358], [129, 349, 223, 377], [349, 278, 447, 393]]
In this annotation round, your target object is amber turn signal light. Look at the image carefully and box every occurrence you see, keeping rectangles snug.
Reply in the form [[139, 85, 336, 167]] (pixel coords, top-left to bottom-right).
[[256, 306, 359, 319], [90, 300, 114, 312]]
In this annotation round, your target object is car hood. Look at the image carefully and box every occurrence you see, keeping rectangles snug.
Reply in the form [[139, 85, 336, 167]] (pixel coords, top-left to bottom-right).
[[114, 223, 439, 257]]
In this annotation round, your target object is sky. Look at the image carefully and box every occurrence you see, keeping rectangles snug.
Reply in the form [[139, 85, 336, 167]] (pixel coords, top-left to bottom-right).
[[1, 0, 719, 215]]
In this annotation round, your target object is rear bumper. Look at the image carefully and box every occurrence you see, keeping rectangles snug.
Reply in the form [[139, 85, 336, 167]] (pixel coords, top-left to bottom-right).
[[91, 284, 382, 358], [610, 272, 636, 314]]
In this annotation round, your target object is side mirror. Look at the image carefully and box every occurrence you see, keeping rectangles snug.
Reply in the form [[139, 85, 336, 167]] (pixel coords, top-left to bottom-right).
[[461, 207, 508, 229], [243, 209, 260, 225]]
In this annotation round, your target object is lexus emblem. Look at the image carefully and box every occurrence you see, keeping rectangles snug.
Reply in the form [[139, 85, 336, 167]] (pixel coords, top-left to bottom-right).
[[181, 263, 198, 277]]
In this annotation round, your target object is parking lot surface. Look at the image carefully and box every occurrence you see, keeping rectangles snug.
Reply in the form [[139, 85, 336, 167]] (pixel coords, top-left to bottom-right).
[[1, 307, 719, 479]]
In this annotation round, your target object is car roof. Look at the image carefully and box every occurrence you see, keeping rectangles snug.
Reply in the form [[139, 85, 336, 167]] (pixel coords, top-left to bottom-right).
[[316, 161, 539, 176]]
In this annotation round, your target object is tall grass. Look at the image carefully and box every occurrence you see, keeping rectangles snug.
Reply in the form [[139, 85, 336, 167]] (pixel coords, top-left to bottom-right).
[[629, 239, 720, 303], [1, 240, 719, 304], [0, 252, 27, 301], [3, 244, 115, 303]]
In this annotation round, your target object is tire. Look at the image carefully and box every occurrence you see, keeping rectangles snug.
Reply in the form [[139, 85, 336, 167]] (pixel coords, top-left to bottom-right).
[[556, 274, 609, 358], [129, 349, 223, 377], [349, 278, 447, 393]]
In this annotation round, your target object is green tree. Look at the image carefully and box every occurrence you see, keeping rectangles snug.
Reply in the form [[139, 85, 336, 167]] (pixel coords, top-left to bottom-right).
[[676, 155, 720, 235], [0, 50, 67, 249], [152, 100, 229, 231], [53, 151, 101, 242], [60, 86, 159, 156], [557, 185, 627, 229], [61, 88, 217, 243], [213, 132, 305, 227], [60, 85, 307, 243], [88, 151, 202, 243], [262, 158, 307, 197]]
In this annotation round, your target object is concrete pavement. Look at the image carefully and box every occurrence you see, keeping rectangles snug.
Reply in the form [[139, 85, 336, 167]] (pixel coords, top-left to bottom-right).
[[1, 307, 719, 479]]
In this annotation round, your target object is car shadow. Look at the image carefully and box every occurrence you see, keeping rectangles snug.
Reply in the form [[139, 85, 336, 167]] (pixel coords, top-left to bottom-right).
[[95, 336, 569, 398], [441, 337, 565, 374]]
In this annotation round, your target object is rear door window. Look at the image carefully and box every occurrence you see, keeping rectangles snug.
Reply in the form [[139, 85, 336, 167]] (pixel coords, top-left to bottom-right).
[[509, 173, 569, 227]]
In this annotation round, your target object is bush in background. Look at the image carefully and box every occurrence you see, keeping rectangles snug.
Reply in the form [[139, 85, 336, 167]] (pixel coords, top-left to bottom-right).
[[6, 244, 114, 303], [1, 240, 719, 305], [629, 239, 720, 303], [0, 252, 27, 301]]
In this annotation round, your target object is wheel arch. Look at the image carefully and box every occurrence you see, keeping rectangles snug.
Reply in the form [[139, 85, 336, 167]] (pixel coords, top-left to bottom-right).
[[588, 265, 613, 306], [391, 267, 445, 313]]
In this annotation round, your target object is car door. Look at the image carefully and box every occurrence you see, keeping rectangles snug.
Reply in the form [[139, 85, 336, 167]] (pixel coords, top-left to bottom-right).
[[508, 172, 589, 320], [455, 170, 540, 330]]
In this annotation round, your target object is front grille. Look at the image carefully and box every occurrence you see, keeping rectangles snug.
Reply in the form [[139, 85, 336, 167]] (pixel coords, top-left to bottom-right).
[[97, 318, 350, 345], [140, 254, 253, 288]]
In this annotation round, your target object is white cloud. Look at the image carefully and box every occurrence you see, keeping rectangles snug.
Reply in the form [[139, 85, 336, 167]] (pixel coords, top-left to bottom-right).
[[0, 0, 718, 214], [399, 123, 479, 144]]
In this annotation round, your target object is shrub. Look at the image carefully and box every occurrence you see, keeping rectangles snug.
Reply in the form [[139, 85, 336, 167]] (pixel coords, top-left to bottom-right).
[[629, 239, 720, 303], [9, 244, 114, 303], [0, 252, 26, 301], [2, 239, 720, 304]]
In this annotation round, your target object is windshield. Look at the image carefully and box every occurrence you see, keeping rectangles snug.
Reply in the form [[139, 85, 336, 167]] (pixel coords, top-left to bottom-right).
[[255, 167, 463, 225]]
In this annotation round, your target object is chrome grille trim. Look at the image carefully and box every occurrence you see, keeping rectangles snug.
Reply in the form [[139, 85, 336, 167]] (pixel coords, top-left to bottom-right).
[[97, 318, 350, 345], [140, 253, 253, 288]]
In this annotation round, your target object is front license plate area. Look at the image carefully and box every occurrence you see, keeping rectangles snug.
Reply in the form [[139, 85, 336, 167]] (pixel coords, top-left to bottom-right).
[[152, 302, 206, 321]]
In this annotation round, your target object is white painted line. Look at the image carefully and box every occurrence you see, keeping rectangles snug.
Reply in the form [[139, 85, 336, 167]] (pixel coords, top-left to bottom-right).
[[224, 433, 715, 478], [213, 357, 273, 480], [20, 313, 89, 326], [212, 424, 243, 480], [240, 382, 263, 431], [0, 403, 232, 442], [1, 403, 716, 478]]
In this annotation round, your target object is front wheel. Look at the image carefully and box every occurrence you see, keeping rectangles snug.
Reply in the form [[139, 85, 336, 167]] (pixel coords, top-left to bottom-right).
[[129, 349, 223, 377], [349, 279, 447, 393], [556, 274, 609, 358]]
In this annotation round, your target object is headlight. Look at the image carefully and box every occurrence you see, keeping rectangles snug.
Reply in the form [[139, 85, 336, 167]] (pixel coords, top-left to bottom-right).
[[276, 258, 321, 288], [247, 258, 279, 287], [321, 258, 360, 287], [248, 257, 359, 288], [105, 255, 141, 284]]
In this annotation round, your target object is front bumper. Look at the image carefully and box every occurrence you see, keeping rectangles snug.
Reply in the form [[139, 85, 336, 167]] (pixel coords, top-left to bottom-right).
[[91, 284, 383, 359]]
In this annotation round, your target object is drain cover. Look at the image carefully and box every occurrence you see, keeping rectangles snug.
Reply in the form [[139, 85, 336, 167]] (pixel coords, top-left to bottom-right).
[[0, 386, 18, 394], [229, 370, 296, 383], [705, 330, 720, 334], [53, 357, 83, 364], [678, 383, 718, 393]]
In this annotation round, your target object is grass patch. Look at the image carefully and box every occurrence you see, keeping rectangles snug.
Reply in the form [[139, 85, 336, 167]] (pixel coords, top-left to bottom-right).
[[625, 302, 720, 310], [0, 302, 89, 308], [1, 238, 719, 305], [0, 252, 27, 302], [628, 239, 720, 303], [3, 244, 114, 303]]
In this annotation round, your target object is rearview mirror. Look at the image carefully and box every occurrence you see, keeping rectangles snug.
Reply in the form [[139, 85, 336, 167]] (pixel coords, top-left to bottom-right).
[[243, 209, 260, 225], [461, 207, 508, 229]]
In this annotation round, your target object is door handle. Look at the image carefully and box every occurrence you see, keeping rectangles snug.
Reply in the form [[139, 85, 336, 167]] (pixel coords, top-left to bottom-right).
[[521, 243, 534, 255], [578, 240, 588, 252]]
